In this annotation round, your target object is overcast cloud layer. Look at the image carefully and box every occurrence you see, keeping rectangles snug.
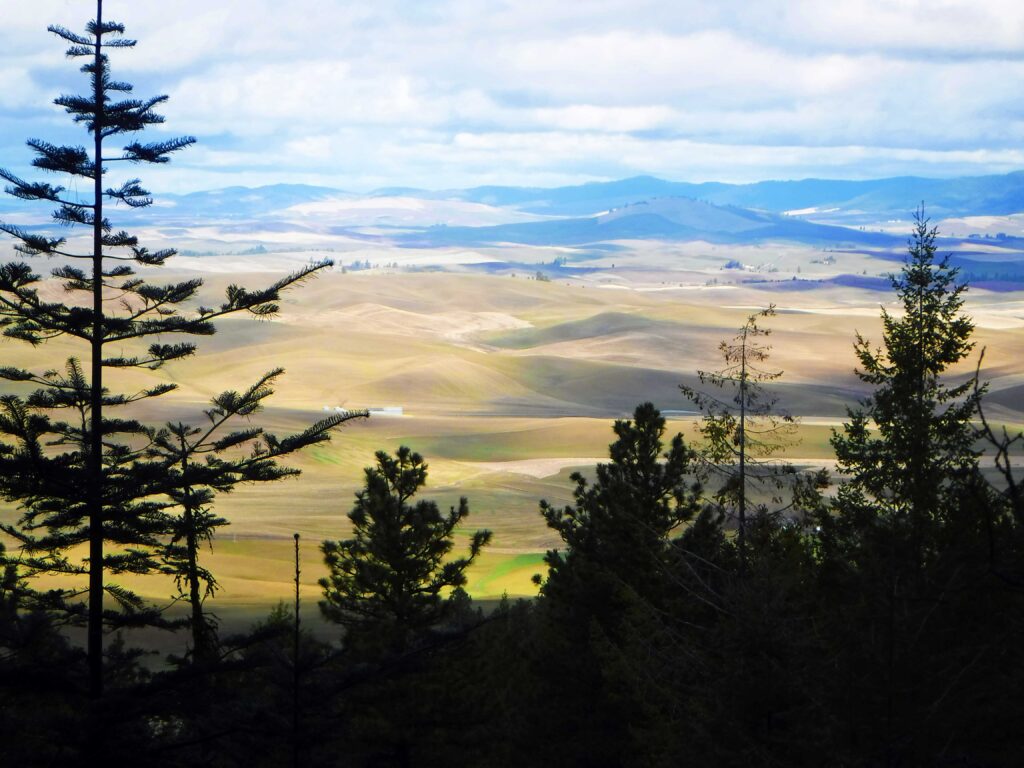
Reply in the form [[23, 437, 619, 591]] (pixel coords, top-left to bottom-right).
[[3, 0, 1024, 192]]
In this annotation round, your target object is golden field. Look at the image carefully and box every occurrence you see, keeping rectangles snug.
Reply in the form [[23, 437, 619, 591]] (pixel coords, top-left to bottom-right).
[[2, 249, 1022, 621]]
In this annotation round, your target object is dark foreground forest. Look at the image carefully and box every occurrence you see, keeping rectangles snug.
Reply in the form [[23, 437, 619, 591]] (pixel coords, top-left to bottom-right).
[[2, 219, 1022, 767], [2, 3, 1024, 766]]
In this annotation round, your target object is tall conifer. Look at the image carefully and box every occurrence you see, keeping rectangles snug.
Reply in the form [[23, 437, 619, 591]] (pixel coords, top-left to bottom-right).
[[0, 0, 332, 700], [819, 210, 1004, 762], [680, 306, 798, 565], [830, 209, 979, 553]]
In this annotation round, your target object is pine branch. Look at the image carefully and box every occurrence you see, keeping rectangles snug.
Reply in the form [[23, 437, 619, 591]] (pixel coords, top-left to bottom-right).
[[47, 25, 92, 46], [105, 179, 152, 208], [120, 137, 197, 164], [130, 246, 177, 266], [26, 140, 96, 178], [86, 20, 128, 38], [0, 168, 92, 209], [102, 230, 139, 248]]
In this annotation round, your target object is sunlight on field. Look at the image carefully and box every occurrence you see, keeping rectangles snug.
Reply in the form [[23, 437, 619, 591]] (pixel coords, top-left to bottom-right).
[[2, 266, 1021, 617]]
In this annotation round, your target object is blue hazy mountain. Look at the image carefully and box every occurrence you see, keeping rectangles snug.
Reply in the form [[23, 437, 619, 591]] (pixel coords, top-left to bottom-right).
[[393, 197, 901, 248], [159, 184, 353, 219], [0, 171, 1020, 295], [4, 173, 1024, 246], [5, 172, 1024, 220], [103, 171, 1021, 221], [4, 173, 1024, 287], [0, 182, 351, 222], [438, 172, 1024, 218]]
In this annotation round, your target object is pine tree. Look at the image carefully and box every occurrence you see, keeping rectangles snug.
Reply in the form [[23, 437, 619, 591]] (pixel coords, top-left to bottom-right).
[[319, 446, 491, 657], [680, 305, 798, 565], [817, 210, 1020, 763], [0, 0, 332, 700], [541, 402, 701, 601], [153, 370, 364, 661], [830, 209, 979, 559], [535, 403, 702, 765]]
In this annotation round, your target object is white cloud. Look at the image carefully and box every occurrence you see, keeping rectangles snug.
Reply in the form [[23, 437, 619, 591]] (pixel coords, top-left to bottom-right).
[[2, 0, 1023, 189], [0, 68, 45, 109], [529, 105, 678, 133], [759, 0, 1024, 57]]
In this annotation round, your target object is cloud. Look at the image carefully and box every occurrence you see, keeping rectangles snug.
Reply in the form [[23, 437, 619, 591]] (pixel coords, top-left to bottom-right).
[[0, 68, 44, 109], [755, 0, 1024, 58], [2, 0, 1023, 190]]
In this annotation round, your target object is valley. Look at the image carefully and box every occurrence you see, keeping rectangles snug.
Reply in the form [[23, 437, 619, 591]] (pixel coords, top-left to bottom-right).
[[2, 175, 1023, 614]]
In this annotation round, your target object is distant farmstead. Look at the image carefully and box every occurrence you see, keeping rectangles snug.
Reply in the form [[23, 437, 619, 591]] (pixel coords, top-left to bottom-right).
[[323, 406, 404, 417]]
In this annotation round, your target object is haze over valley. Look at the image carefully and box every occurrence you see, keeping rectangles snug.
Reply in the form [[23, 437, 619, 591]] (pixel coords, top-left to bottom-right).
[[4, 173, 1021, 603]]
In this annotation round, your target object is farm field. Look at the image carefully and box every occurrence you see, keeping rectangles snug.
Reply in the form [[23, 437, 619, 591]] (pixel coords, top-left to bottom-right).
[[2, 244, 1023, 628]]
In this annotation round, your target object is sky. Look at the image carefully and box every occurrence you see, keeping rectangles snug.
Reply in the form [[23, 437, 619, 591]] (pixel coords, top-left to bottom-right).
[[3, 0, 1024, 193]]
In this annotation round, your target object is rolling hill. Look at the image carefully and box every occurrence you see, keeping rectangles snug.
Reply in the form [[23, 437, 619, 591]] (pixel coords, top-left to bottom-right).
[[390, 196, 902, 248]]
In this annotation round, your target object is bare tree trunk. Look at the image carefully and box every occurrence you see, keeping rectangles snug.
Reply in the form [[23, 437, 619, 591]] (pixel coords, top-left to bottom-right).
[[738, 329, 748, 572], [87, 0, 106, 703], [293, 532, 301, 768], [180, 445, 207, 659]]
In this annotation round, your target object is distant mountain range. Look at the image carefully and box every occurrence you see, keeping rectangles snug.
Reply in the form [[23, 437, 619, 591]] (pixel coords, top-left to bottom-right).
[[389, 197, 901, 248], [4, 172, 1024, 255], [138, 170, 1024, 221], [428, 172, 1024, 218]]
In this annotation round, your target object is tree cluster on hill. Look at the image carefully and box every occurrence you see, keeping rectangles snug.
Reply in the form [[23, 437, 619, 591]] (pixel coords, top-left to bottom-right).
[[1, 4, 1023, 765]]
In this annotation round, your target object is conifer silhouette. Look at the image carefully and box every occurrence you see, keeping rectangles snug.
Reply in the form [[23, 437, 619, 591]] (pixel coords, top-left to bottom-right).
[[320, 447, 491, 657], [680, 306, 798, 565], [0, 0, 333, 700]]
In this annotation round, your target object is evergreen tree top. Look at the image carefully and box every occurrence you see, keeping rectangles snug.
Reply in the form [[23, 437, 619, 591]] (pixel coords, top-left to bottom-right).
[[833, 209, 981, 526]]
